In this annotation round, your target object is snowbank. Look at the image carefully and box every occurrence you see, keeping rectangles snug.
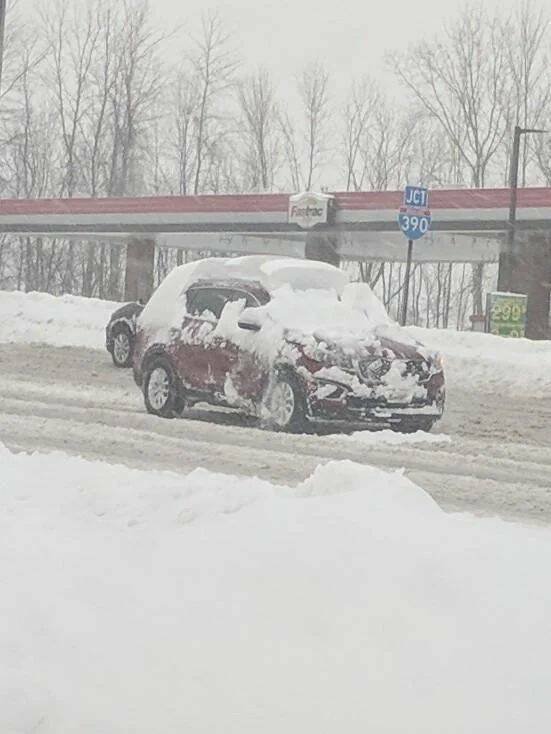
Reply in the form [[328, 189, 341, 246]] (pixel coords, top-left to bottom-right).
[[2, 443, 551, 733], [0, 289, 118, 350], [408, 325, 551, 396]]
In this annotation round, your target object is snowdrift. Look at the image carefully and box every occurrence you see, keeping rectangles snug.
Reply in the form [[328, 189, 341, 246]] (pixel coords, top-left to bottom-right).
[[408, 324, 551, 396], [0, 289, 118, 350], [2, 443, 551, 734]]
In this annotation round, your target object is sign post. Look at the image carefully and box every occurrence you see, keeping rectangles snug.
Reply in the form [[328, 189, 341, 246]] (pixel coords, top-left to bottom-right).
[[397, 186, 432, 326]]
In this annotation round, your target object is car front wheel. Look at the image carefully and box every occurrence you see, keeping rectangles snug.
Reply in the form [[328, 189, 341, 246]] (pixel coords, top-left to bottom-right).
[[143, 358, 182, 418], [262, 373, 306, 433]]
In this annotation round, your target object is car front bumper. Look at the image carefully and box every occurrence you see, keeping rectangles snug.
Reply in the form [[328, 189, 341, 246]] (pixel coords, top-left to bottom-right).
[[306, 373, 445, 427]]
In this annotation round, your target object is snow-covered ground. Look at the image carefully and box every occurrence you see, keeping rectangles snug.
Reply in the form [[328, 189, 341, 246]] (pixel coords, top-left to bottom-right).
[[2, 442, 551, 734], [2, 286, 551, 730], [2, 289, 550, 396]]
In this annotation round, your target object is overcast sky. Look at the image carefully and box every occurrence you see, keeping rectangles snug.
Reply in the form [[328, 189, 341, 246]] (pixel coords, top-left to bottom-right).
[[22, 0, 529, 92], [21, 0, 532, 189], [151, 0, 520, 91]]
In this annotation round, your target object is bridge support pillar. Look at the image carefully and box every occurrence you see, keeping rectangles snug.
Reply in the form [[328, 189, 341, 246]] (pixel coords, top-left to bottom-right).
[[498, 232, 551, 339], [304, 231, 340, 267], [124, 237, 155, 302]]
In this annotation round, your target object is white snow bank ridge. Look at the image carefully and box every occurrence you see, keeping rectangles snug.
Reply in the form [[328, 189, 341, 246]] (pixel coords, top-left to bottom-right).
[[0, 289, 117, 349], [2, 442, 551, 734], [408, 324, 551, 396]]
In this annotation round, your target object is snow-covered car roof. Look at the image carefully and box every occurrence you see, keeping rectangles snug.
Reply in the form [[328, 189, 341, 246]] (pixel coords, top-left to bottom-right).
[[140, 256, 351, 333], [176, 256, 349, 296]]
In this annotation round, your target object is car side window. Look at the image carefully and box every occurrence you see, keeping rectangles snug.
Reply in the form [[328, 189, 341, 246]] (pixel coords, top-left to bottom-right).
[[187, 288, 229, 320], [187, 287, 260, 321], [226, 290, 259, 309]]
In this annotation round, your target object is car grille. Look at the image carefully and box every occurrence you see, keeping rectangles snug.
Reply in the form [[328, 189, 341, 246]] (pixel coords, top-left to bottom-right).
[[358, 358, 430, 383], [358, 357, 391, 381]]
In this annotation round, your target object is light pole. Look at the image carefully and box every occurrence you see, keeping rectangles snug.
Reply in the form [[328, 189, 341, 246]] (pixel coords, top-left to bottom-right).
[[498, 125, 547, 292], [0, 0, 6, 94]]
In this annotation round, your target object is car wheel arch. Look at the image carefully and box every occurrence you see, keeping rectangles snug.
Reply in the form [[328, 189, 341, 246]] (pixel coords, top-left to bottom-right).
[[141, 343, 171, 370], [109, 316, 135, 338]]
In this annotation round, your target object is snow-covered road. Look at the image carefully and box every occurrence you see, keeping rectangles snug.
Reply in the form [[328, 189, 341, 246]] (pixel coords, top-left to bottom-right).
[[2, 342, 550, 523]]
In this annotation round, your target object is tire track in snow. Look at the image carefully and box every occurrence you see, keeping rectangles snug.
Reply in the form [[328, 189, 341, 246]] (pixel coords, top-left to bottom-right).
[[1, 343, 550, 523]]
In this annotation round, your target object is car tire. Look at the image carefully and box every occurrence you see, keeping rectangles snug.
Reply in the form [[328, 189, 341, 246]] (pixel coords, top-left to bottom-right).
[[392, 417, 436, 434], [143, 357, 183, 419], [111, 325, 134, 368], [261, 372, 306, 433]]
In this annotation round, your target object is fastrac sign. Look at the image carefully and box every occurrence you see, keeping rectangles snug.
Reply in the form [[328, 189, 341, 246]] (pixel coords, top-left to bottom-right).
[[288, 192, 333, 229]]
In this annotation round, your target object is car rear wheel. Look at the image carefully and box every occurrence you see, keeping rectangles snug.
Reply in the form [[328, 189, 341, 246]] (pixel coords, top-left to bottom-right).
[[262, 373, 306, 433], [143, 358, 182, 418], [111, 325, 133, 368]]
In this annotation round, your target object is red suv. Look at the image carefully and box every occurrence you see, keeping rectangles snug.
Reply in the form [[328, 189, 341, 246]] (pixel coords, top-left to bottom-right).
[[132, 256, 445, 432]]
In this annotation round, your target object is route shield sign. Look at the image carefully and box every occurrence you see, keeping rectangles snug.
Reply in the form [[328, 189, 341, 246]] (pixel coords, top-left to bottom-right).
[[398, 186, 432, 240]]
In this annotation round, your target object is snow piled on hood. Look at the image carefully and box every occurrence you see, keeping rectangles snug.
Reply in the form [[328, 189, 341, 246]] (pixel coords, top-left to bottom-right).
[[194, 283, 413, 381], [261, 283, 391, 340], [3, 443, 551, 733]]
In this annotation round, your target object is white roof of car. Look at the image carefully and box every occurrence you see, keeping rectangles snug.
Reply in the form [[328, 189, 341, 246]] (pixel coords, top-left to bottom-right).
[[140, 256, 350, 333], [178, 255, 349, 295]]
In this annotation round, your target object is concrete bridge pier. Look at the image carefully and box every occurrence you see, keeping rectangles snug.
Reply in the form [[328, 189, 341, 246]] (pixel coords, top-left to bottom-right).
[[304, 230, 340, 267], [124, 237, 155, 303], [500, 232, 551, 339]]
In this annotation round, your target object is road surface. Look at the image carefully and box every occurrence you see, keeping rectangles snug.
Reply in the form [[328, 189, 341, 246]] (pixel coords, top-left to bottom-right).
[[1, 343, 550, 524]]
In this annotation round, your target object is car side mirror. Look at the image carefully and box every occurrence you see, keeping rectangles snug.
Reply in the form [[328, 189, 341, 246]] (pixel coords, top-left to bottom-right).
[[237, 307, 263, 332], [238, 319, 261, 332]]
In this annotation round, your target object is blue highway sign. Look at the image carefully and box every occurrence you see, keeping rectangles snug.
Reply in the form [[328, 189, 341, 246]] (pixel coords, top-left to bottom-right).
[[398, 186, 431, 241]]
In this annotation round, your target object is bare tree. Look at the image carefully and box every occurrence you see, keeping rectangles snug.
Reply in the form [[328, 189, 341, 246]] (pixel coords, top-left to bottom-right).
[[504, 1, 551, 186], [342, 79, 439, 192], [342, 77, 378, 191], [299, 62, 330, 190], [237, 68, 279, 191], [189, 11, 237, 196], [388, 4, 510, 188], [171, 69, 200, 196], [278, 111, 302, 191]]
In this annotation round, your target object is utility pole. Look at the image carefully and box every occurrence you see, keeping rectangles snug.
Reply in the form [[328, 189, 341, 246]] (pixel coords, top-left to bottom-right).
[[0, 0, 6, 94]]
